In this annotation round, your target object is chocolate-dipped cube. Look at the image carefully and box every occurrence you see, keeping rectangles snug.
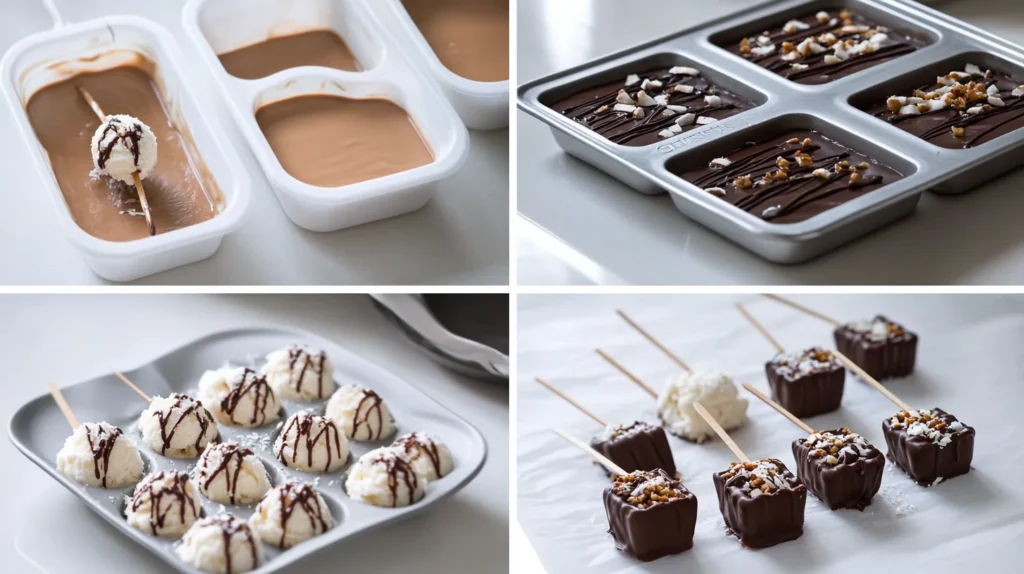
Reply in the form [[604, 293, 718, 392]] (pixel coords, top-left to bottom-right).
[[589, 422, 677, 477], [882, 408, 975, 486], [765, 347, 845, 418], [713, 459, 806, 548], [834, 316, 917, 380], [792, 428, 884, 510], [603, 469, 697, 561]]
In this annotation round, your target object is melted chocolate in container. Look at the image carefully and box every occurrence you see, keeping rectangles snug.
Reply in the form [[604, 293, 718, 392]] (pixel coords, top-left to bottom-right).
[[724, 8, 927, 85], [882, 408, 975, 486], [588, 422, 677, 477], [713, 459, 806, 548], [765, 347, 845, 418], [218, 30, 362, 80], [549, 67, 754, 147], [834, 315, 917, 380], [402, 0, 509, 82], [603, 469, 697, 561], [421, 294, 509, 354], [675, 129, 903, 224], [791, 428, 884, 510], [26, 59, 221, 242]]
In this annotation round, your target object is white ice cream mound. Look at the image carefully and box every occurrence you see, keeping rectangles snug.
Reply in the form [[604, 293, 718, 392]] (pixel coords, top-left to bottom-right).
[[90, 114, 158, 185], [194, 442, 272, 505], [274, 412, 350, 473], [390, 432, 454, 482], [249, 482, 333, 549], [345, 447, 424, 508], [325, 384, 396, 441], [657, 370, 748, 443], [56, 421, 143, 488], [138, 394, 218, 458], [260, 345, 336, 402], [178, 515, 264, 574], [198, 367, 280, 428], [125, 471, 202, 538]]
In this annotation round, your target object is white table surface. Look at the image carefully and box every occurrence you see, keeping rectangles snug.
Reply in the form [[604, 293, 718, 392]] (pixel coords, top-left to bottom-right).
[[0, 294, 509, 573], [0, 0, 509, 286], [517, 0, 1024, 286], [517, 293, 1024, 572]]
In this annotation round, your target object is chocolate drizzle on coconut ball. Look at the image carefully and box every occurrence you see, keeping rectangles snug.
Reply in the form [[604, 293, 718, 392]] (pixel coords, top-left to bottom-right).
[[260, 345, 336, 402], [325, 384, 396, 441], [178, 515, 264, 574], [274, 412, 350, 473], [249, 481, 333, 549], [126, 470, 202, 538], [345, 447, 424, 508], [138, 393, 218, 458], [198, 367, 280, 428], [391, 432, 454, 482], [194, 442, 272, 505], [56, 421, 144, 488]]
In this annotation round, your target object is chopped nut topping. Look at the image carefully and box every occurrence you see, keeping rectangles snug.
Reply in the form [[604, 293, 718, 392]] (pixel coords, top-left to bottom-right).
[[952, 126, 965, 138], [735, 175, 754, 190], [613, 469, 689, 509], [857, 162, 870, 170], [802, 138, 813, 147], [849, 172, 861, 185]]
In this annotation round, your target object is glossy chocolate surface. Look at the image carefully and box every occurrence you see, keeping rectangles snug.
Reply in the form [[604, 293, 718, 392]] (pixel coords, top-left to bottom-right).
[[765, 347, 845, 418], [603, 469, 697, 561], [792, 428, 884, 510], [834, 315, 917, 380], [713, 459, 806, 548], [882, 408, 975, 486], [589, 422, 677, 477]]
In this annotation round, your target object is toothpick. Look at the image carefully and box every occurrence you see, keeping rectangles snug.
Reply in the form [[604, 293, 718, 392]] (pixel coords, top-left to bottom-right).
[[115, 372, 152, 403], [594, 348, 657, 398], [736, 303, 785, 354], [48, 383, 79, 429], [692, 402, 750, 462], [833, 351, 913, 412], [741, 383, 815, 434], [762, 294, 841, 327], [535, 377, 606, 426], [615, 309, 691, 372], [552, 428, 626, 476]]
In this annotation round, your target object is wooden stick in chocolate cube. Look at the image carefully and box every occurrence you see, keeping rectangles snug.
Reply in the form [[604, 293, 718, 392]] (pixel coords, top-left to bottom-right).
[[615, 309, 691, 373], [552, 429, 698, 562], [833, 351, 974, 487], [743, 383, 884, 510], [736, 303, 845, 418], [536, 377, 676, 476], [693, 402, 807, 549]]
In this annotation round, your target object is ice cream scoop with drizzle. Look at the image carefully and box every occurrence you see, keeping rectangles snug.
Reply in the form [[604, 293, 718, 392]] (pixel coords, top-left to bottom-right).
[[195, 442, 272, 505], [199, 367, 280, 428], [138, 393, 218, 458], [274, 412, 350, 472], [126, 470, 202, 538], [325, 384, 396, 441], [178, 515, 264, 574], [345, 447, 424, 508], [56, 421, 144, 488], [261, 345, 336, 402], [391, 431, 454, 482], [249, 482, 333, 549], [90, 114, 158, 184]]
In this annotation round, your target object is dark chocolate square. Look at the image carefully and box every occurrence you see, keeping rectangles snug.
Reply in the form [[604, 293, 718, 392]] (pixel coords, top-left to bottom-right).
[[765, 347, 845, 418], [834, 315, 917, 380], [590, 422, 677, 477], [713, 459, 806, 548], [882, 408, 975, 486], [791, 428, 884, 510], [603, 470, 697, 561]]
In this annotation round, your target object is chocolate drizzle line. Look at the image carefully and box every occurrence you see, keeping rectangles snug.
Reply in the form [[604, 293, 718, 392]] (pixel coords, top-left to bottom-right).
[[353, 389, 387, 440], [154, 394, 215, 456], [276, 413, 343, 471], [198, 443, 257, 505], [274, 482, 330, 547], [95, 115, 144, 171], [131, 471, 198, 534], [84, 423, 122, 488], [204, 516, 258, 574], [370, 452, 419, 507], [221, 368, 275, 426], [288, 347, 328, 398], [394, 433, 442, 478]]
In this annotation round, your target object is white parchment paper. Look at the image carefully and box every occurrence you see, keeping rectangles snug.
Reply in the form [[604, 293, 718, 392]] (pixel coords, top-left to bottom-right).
[[517, 294, 1024, 573]]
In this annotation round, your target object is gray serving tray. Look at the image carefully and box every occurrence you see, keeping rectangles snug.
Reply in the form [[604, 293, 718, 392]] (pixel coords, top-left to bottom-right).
[[7, 327, 487, 574], [518, 0, 1024, 263]]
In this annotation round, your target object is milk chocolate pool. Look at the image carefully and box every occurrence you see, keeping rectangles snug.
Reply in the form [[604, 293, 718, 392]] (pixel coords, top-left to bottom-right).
[[402, 0, 509, 82], [26, 54, 222, 242], [218, 30, 362, 80], [255, 95, 434, 188]]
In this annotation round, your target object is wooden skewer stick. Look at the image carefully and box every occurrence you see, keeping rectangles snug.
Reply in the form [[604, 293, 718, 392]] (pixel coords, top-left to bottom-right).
[[762, 294, 841, 327], [693, 402, 750, 462], [552, 428, 626, 476], [615, 309, 691, 373], [77, 86, 156, 236], [741, 383, 815, 435], [833, 351, 913, 412], [736, 302, 785, 354], [594, 348, 657, 398], [535, 377, 606, 426], [48, 383, 80, 429], [115, 372, 152, 403]]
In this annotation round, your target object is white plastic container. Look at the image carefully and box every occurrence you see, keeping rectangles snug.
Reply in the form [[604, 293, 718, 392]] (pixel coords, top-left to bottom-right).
[[370, 0, 510, 131], [0, 16, 251, 282], [182, 0, 470, 233]]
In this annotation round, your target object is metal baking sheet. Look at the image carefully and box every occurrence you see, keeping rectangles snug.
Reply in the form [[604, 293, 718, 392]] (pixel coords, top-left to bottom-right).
[[7, 326, 486, 574], [518, 0, 1024, 263]]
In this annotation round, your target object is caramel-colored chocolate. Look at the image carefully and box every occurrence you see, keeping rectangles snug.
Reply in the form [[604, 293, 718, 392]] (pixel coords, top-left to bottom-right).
[[218, 30, 361, 80], [402, 0, 509, 82]]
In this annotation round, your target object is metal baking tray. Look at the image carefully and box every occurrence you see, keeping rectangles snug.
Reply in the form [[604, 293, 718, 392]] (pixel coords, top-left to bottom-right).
[[518, 0, 1024, 263], [7, 327, 486, 574]]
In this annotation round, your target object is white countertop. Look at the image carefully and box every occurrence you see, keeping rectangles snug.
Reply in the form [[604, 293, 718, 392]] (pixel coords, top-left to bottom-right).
[[517, 0, 1024, 285], [0, 0, 509, 286], [0, 294, 509, 573]]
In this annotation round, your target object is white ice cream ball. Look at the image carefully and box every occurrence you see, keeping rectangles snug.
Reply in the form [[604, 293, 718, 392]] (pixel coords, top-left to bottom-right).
[[249, 482, 333, 549], [274, 412, 349, 473], [178, 515, 264, 574], [324, 385, 396, 441], [56, 421, 143, 488], [90, 114, 158, 185], [125, 471, 202, 538], [138, 394, 218, 458], [345, 447, 424, 508], [260, 345, 336, 402], [390, 432, 454, 482], [657, 370, 748, 443], [198, 367, 280, 428], [194, 442, 272, 505]]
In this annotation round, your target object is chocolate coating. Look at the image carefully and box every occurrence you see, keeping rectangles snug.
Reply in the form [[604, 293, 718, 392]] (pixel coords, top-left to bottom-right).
[[603, 470, 697, 561], [676, 130, 903, 224], [882, 408, 975, 486], [765, 347, 845, 418], [792, 429, 884, 510], [834, 315, 917, 380], [713, 459, 806, 548], [589, 422, 676, 477]]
